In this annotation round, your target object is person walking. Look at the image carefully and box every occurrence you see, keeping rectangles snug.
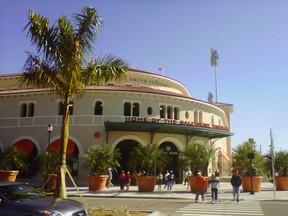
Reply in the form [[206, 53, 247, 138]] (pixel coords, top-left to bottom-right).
[[163, 170, 170, 190], [208, 172, 220, 203], [167, 170, 174, 191], [195, 171, 206, 203], [118, 170, 126, 191], [125, 171, 131, 190], [107, 168, 113, 188], [185, 169, 192, 189], [230, 170, 242, 204], [157, 172, 163, 190]]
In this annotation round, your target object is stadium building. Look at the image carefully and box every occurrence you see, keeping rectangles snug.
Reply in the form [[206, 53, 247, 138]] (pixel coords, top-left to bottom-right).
[[0, 68, 233, 184]]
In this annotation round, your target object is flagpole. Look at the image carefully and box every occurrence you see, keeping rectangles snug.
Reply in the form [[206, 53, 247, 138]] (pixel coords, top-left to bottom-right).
[[210, 49, 219, 102]]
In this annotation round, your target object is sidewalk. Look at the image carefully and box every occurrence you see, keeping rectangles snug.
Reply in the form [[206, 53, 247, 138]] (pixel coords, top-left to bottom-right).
[[66, 182, 287, 202]]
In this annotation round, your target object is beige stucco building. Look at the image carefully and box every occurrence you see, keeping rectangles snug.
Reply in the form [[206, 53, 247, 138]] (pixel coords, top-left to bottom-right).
[[0, 68, 233, 184]]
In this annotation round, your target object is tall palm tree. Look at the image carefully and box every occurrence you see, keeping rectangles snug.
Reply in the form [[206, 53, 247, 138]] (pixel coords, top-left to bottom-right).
[[21, 7, 128, 198]]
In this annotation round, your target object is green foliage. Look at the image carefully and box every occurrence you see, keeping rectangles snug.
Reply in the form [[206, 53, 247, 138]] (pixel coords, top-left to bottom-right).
[[35, 152, 60, 174], [82, 145, 121, 175], [264, 150, 288, 177], [181, 142, 217, 176], [274, 151, 288, 176], [232, 138, 265, 176], [0, 146, 28, 172], [129, 143, 169, 176]]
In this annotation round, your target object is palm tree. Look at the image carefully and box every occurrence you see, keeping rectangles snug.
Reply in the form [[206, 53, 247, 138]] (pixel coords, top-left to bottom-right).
[[129, 143, 169, 176], [232, 138, 265, 176], [21, 7, 128, 198], [181, 141, 218, 176]]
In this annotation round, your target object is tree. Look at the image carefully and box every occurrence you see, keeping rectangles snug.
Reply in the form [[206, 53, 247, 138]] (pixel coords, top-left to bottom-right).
[[21, 7, 128, 198], [129, 143, 169, 176], [232, 138, 265, 176]]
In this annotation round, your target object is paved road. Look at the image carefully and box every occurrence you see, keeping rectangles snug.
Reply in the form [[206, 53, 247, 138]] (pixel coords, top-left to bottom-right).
[[71, 197, 288, 216]]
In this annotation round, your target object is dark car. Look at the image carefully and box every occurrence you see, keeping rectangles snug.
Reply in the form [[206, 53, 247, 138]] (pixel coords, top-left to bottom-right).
[[0, 181, 88, 216]]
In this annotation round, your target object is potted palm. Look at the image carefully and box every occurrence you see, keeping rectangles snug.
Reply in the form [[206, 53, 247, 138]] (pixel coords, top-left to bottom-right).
[[232, 138, 266, 192], [82, 145, 121, 191], [181, 143, 212, 193], [269, 150, 288, 190], [0, 146, 28, 182], [35, 152, 60, 190], [129, 143, 169, 192]]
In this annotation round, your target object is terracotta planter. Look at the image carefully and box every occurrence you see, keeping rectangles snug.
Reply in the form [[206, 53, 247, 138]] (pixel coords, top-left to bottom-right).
[[188, 176, 208, 193], [0, 170, 19, 182], [275, 176, 288, 190], [43, 173, 57, 190], [242, 176, 263, 192], [87, 175, 108, 191], [135, 176, 157, 192]]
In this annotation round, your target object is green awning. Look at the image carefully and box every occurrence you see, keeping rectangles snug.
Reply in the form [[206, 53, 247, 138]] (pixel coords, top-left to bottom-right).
[[104, 121, 233, 139]]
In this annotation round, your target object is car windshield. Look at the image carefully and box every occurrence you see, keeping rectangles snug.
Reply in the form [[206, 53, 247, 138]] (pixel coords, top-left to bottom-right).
[[0, 184, 46, 202]]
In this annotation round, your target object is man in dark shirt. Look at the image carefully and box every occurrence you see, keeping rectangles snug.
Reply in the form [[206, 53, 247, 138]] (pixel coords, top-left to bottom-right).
[[230, 170, 242, 204]]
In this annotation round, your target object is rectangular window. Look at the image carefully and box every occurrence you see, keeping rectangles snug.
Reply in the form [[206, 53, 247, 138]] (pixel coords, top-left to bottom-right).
[[20, 102, 35, 117], [132, 103, 139, 116]]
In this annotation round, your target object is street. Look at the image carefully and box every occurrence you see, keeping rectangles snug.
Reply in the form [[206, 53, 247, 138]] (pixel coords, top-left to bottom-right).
[[70, 197, 288, 216]]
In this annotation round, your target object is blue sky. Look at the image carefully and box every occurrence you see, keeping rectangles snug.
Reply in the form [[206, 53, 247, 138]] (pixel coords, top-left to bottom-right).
[[1, 0, 288, 154]]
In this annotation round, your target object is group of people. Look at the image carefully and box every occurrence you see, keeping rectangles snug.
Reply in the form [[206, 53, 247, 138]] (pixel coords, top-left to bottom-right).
[[107, 169, 132, 190], [194, 170, 242, 204], [159, 170, 175, 190]]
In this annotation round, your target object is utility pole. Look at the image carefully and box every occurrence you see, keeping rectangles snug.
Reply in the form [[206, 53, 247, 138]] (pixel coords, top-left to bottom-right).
[[210, 49, 219, 102], [270, 128, 276, 198]]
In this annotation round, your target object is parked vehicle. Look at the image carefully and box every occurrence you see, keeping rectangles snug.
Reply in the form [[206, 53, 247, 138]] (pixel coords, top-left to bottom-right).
[[0, 181, 88, 216]]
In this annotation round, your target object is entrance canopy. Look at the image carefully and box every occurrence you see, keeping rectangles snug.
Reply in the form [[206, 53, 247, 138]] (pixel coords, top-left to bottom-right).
[[105, 122, 233, 139]]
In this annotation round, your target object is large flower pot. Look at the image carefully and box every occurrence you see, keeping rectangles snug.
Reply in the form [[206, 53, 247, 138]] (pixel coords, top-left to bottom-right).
[[275, 176, 288, 190], [0, 170, 19, 182], [242, 176, 263, 192], [43, 173, 57, 190], [188, 176, 208, 193], [87, 175, 108, 191], [135, 176, 157, 192]]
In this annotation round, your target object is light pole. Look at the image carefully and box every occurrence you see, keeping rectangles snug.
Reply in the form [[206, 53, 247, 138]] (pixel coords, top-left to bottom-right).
[[247, 152, 255, 194], [47, 123, 53, 173]]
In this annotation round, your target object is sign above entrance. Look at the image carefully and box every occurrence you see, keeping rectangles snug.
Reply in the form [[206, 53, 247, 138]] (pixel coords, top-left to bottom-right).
[[125, 117, 229, 131]]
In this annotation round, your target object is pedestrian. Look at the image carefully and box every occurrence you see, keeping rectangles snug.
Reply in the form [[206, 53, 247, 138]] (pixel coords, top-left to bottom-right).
[[107, 168, 113, 188], [208, 172, 220, 203], [157, 172, 163, 190], [185, 169, 192, 189], [230, 170, 242, 204], [118, 170, 125, 190], [167, 170, 174, 191], [163, 170, 170, 189], [125, 171, 131, 190], [195, 171, 206, 203]]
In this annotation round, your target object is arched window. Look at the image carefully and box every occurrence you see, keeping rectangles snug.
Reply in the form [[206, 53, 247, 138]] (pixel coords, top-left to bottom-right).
[[94, 101, 103, 115], [160, 105, 166, 118], [124, 102, 131, 116], [167, 106, 173, 119], [20, 103, 27, 117], [132, 103, 139, 116], [174, 107, 179, 120]]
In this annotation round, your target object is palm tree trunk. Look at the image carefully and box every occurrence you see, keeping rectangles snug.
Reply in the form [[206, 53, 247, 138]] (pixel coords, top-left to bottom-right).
[[54, 99, 70, 198]]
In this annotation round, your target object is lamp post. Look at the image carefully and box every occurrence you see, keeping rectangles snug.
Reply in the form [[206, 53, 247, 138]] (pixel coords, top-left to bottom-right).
[[47, 123, 53, 173], [247, 152, 255, 194]]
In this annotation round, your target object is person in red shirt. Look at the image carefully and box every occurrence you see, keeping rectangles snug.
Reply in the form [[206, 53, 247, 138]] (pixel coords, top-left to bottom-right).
[[118, 170, 125, 190], [195, 171, 206, 203], [125, 171, 132, 190]]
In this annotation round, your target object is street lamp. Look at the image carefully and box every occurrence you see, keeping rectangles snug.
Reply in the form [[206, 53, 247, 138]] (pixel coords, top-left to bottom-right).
[[47, 123, 53, 173], [247, 152, 255, 194]]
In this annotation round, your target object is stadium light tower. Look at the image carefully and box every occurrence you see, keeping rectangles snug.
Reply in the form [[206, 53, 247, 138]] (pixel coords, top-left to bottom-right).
[[210, 49, 219, 102]]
